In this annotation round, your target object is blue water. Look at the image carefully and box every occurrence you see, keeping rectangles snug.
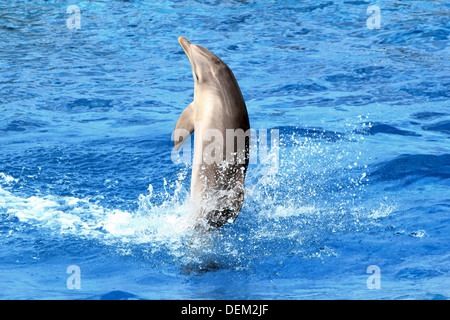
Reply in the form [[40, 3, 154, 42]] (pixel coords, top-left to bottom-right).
[[0, 0, 449, 300]]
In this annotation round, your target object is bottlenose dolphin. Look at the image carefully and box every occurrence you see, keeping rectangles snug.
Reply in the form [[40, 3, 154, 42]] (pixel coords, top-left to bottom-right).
[[174, 37, 250, 229]]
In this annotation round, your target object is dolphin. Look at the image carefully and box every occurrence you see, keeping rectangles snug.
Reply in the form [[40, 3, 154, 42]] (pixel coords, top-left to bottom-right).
[[174, 37, 250, 229]]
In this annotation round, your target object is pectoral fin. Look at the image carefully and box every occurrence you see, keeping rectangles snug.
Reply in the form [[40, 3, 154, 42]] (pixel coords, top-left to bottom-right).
[[173, 102, 194, 151]]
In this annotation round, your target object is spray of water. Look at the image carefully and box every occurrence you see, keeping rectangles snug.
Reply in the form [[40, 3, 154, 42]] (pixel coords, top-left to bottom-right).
[[0, 119, 394, 273]]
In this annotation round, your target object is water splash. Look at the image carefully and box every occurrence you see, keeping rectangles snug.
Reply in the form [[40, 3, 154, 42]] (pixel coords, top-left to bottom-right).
[[0, 119, 394, 273]]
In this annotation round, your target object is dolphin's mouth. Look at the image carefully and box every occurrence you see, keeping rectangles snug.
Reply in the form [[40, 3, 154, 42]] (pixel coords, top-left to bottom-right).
[[178, 36, 197, 78], [178, 36, 191, 57]]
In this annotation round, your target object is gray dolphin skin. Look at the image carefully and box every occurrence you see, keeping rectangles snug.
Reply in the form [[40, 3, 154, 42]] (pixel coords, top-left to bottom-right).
[[174, 37, 250, 229]]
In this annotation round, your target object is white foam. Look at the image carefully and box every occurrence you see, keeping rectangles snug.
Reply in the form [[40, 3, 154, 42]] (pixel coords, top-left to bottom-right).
[[0, 180, 195, 248], [367, 203, 394, 219], [0, 172, 18, 184]]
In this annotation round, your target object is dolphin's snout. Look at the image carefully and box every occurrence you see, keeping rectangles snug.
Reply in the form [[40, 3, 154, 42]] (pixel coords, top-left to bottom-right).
[[178, 37, 191, 53]]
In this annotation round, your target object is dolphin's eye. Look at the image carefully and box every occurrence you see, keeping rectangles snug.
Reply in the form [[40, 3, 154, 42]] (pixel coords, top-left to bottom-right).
[[195, 74, 199, 81]]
